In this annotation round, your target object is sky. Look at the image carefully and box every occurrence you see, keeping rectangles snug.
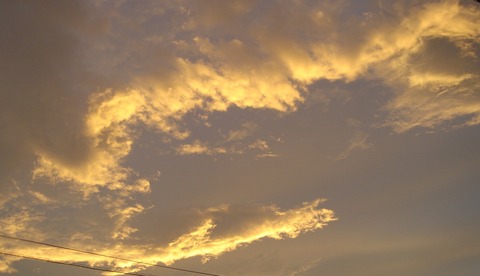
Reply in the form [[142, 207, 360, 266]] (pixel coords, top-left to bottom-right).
[[0, 0, 479, 275]]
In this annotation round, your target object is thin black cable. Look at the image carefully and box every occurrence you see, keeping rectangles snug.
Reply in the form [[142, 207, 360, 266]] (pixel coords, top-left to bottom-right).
[[0, 250, 159, 276], [0, 233, 220, 276]]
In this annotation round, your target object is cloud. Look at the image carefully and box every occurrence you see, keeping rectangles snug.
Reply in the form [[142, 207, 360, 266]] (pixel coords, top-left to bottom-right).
[[0, 210, 45, 239], [1, 0, 308, 256], [172, 0, 480, 132], [385, 77, 480, 132], [382, 35, 480, 131], [14, 0, 477, 200], [32, 89, 148, 193], [3, 0, 478, 274], [335, 119, 372, 160], [161, 199, 335, 264], [0, 180, 21, 209], [368, 1, 480, 131], [286, 257, 323, 276], [173, 123, 278, 157], [0, 0, 148, 202], [225, 122, 258, 142], [0, 257, 16, 274], [0, 1, 152, 250], [176, 140, 228, 155], [259, 1, 480, 131], [28, 191, 54, 205], [28, 88, 152, 241], [0, 199, 335, 273], [336, 132, 371, 161], [175, 139, 279, 158], [0, 0, 94, 203]]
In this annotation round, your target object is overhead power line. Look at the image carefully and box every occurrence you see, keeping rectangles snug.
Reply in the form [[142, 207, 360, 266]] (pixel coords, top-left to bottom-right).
[[0, 251, 160, 276], [0, 233, 220, 276]]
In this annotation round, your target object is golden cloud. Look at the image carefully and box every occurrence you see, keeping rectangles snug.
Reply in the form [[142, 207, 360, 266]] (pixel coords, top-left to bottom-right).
[[176, 140, 228, 155], [0, 199, 335, 273], [2, 1, 478, 274], [2, 0, 476, 199], [28, 0, 480, 197], [176, 0, 480, 132], [32, 89, 145, 190]]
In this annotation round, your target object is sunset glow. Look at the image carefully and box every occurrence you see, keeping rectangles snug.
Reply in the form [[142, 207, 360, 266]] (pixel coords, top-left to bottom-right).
[[1, 1, 479, 275]]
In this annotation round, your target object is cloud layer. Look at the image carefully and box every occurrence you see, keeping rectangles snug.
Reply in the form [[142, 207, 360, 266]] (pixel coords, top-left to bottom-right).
[[5, 0, 478, 196], [1, 0, 479, 274], [0, 199, 335, 273]]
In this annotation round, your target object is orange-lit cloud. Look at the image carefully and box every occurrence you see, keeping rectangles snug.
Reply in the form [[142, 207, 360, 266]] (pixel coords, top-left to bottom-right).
[[0, 199, 335, 273], [32, 89, 145, 189], [1, 0, 479, 274], [22, 0, 480, 201], [160, 199, 335, 264], [1, 0, 478, 199], [160, 0, 480, 132], [176, 140, 227, 155]]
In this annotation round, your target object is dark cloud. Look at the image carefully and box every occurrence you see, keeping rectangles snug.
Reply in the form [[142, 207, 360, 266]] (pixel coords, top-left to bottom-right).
[[0, 1, 95, 200]]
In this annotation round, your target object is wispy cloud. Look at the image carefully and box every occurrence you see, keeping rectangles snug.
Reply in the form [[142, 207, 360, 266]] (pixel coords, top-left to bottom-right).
[[336, 119, 372, 160], [176, 140, 228, 155], [336, 132, 371, 161], [286, 257, 323, 276]]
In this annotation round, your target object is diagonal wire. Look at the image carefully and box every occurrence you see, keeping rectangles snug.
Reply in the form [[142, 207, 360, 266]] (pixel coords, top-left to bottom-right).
[[0, 250, 160, 276], [0, 233, 220, 276]]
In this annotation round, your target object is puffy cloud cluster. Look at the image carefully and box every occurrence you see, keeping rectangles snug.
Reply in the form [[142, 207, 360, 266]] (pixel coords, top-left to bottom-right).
[[23, 0, 479, 194], [2, 0, 478, 192], [174, 0, 480, 131]]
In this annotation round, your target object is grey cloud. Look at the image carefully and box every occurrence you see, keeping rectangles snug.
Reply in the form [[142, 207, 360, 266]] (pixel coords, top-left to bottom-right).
[[0, 1, 97, 198], [383, 36, 480, 132], [0, 0, 151, 252]]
